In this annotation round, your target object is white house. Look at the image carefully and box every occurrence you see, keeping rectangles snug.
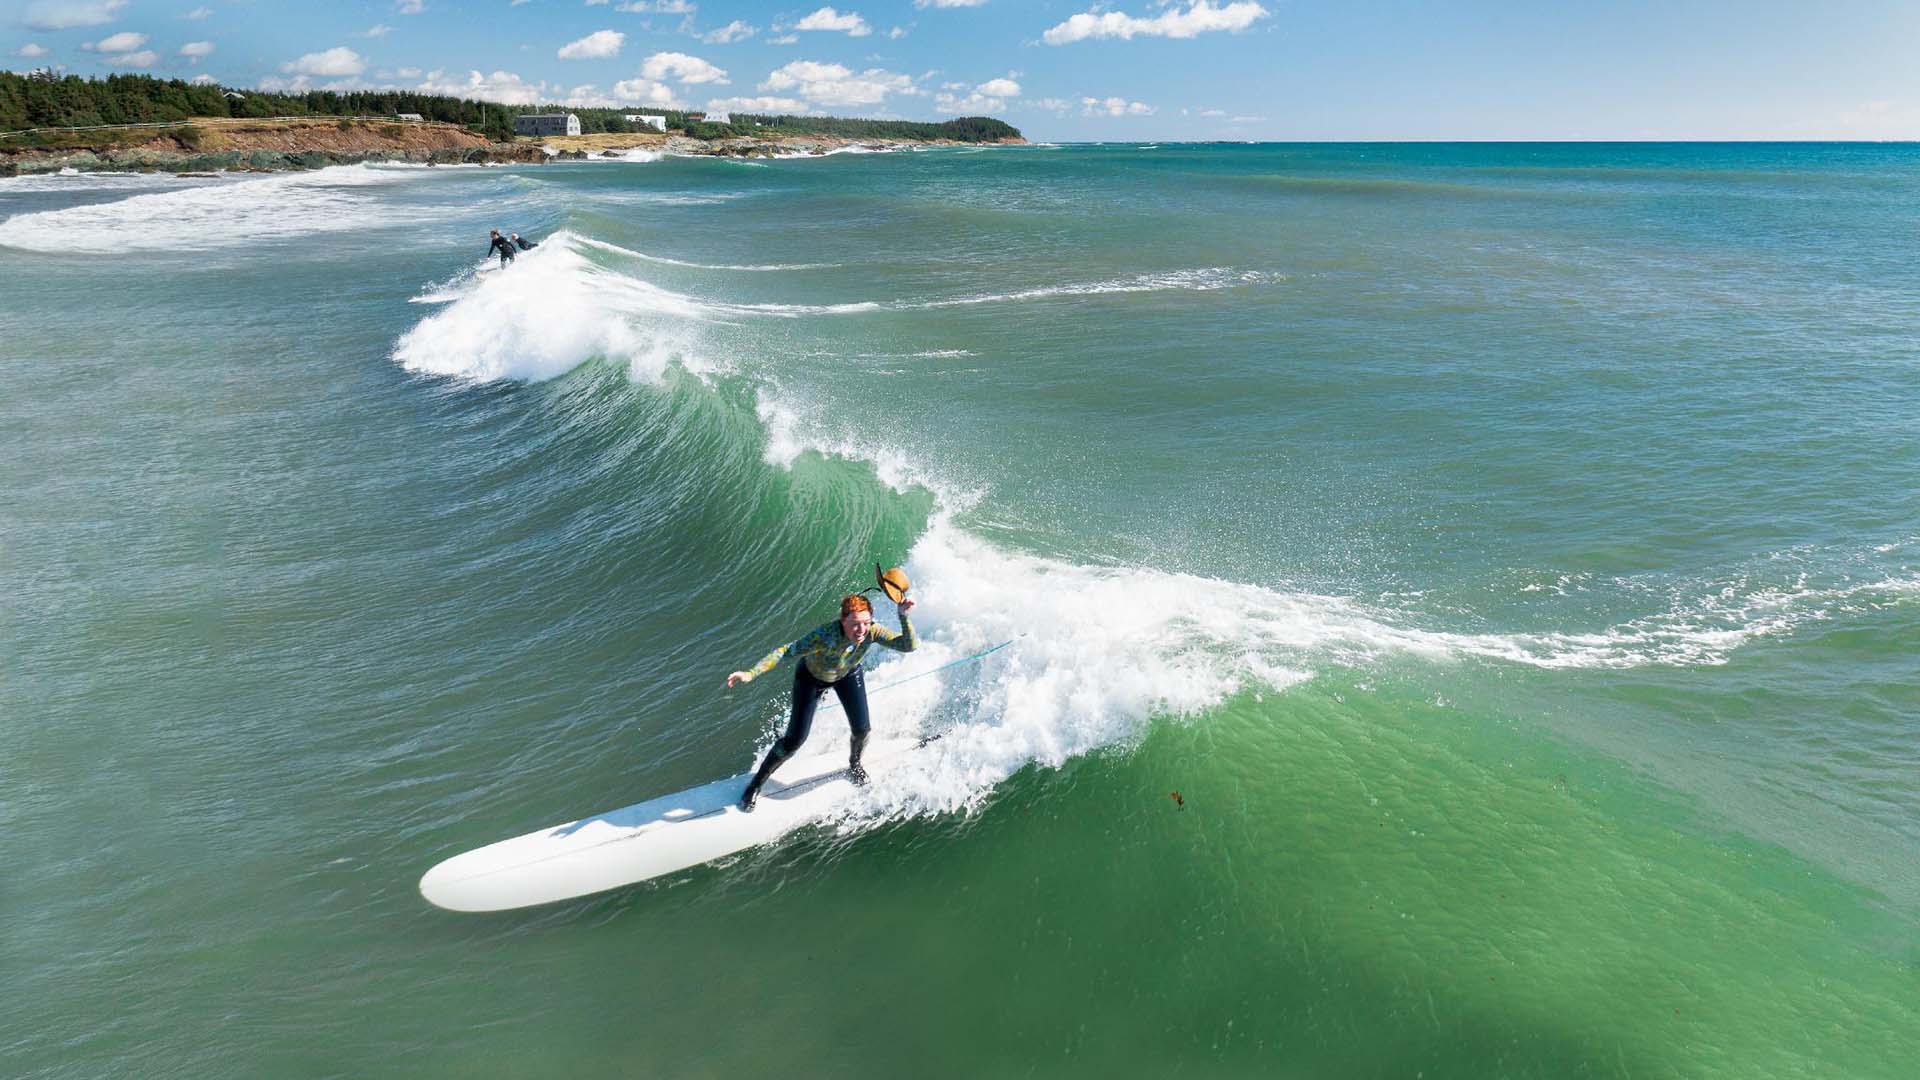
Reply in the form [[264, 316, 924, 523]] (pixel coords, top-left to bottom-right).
[[514, 113, 581, 137], [623, 114, 667, 132], [394, 113, 425, 122], [704, 110, 731, 125]]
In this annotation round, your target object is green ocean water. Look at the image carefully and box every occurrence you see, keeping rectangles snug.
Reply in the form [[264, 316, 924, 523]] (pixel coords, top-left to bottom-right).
[[2, 143, 1916, 1077]]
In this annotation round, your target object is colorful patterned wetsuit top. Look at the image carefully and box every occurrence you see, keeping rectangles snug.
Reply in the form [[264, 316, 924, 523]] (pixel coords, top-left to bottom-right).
[[745, 611, 917, 683]]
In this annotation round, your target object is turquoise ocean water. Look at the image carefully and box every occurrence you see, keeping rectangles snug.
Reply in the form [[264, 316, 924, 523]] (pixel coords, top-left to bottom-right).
[[2, 143, 1916, 1077]]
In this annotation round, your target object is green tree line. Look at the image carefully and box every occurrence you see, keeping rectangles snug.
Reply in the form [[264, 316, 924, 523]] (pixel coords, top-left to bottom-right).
[[736, 115, 1020, 142], [1, 70, 1020, 143]]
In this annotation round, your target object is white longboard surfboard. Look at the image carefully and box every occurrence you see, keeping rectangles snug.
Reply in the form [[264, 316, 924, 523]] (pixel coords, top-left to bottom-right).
[[419, 738, 917, 912]]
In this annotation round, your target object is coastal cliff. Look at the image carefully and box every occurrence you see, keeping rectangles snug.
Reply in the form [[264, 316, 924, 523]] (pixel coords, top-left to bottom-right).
[[0, 117, 545, 176], [0, 117, 1026, 177]]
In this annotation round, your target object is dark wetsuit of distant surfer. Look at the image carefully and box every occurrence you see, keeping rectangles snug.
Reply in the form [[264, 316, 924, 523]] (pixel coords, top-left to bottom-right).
[[488, 229, 516, 266], [511, 233, 537, 251], [726, 591, 917, 811]]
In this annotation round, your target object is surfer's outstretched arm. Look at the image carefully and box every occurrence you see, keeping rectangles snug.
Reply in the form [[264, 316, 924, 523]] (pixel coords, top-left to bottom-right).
[[725, 626, 828, 687], [868, 598, 918, 654]]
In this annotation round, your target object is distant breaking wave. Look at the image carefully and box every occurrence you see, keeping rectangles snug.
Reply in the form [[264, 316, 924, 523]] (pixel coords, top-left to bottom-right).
[[392, 231, 708, 382], [0, 170, 203, 194], [0, 165, 424, 253], [395, 232, 1280, 379], [731, 268, 1281, 317], [577, 235, 836, 272]]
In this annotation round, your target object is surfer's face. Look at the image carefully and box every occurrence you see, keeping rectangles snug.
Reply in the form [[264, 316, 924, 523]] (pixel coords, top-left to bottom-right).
[[841, 610, 872, 643]]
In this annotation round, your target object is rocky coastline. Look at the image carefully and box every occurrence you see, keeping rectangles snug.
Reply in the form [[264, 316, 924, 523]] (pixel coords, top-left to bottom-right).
[[0, 117, 1024, 177]]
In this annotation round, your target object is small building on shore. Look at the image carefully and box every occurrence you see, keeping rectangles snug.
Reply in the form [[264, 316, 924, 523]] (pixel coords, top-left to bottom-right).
[[704, 110, 731, 125], [624, 114, 667, 132], [514, 113, 581, 137], [394, 113, 425, 123]]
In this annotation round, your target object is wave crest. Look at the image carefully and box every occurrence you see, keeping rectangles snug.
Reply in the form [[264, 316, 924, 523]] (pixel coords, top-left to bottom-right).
[[392, 230, 710, 382]]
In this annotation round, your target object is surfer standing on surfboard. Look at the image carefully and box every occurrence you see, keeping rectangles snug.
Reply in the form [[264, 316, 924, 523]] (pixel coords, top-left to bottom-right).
[[726, 567, 918, 812], [487, 229, 516, 267]]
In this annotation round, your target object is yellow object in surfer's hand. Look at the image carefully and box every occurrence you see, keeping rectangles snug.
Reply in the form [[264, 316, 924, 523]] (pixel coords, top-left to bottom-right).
[[875, 564, 910, 604]]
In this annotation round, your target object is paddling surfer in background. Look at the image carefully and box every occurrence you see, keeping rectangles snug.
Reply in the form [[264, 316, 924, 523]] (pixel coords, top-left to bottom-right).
[[726, 568, 917, 812]]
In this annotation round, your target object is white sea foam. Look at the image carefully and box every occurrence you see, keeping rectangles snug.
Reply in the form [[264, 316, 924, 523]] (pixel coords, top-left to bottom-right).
[[577, 235, 835, 272], [733, 268, 1278, 317], [800, 519, 1920, 821], [590, 189, 746, 207], [0, 164, 419, 253], [0, 170, 204, 194], [767, 145, 900, 160], [739, 372, 1920, 822], [392, 230, 712, 382]]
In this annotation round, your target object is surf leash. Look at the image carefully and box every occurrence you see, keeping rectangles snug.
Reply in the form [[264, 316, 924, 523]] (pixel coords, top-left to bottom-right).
[[820, 636, 1020, 710]]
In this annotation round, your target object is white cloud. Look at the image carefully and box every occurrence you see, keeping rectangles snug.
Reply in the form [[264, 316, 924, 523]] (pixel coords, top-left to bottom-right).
[[110, 50, 158, 67], [1032, 97, 1073, 114], [937, 75, 1019, 114], [641, 50, 727, 84], [395, 0, 425, 14], [396, 66, 421, 77], [1043, 1, 1267, 45], [179, 41, 215, 61], [364, 24, 392, 37], [416, 68, 546, 104], [795, 6, 871, 37], [701, 19, 755, 44], [558, 29, 625, 59], [616, 0, 695, 11], [762, 59, 912, 106], [259, 73, 382, 93], [21, 0, 126, 30], [87, 32, 148, 53], [190, 72, 217, 84], [16, 42, 50, 57], [916, 0, 986, 6], [768, 33, 798, 45], [706, 95, 809, 114], [1081, 95, 1154, 116], [888, 26, 906, 39], [285, 47, 367, 77], [557, 83, 620, 107], [184, 6, 214, 19], [609, 76, 682, 107]]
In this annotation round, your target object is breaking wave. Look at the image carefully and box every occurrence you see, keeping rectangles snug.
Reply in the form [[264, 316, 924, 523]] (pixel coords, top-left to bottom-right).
[[0, 164, 423, 253]]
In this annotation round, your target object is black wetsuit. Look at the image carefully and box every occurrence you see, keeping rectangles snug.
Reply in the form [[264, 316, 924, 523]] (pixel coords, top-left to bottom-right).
[[780, 665, 871, 755], [740, 666, 870, 810], [737, 613, 915, 809], [512, 236, 537, 250], [488, 235, 516, 265]]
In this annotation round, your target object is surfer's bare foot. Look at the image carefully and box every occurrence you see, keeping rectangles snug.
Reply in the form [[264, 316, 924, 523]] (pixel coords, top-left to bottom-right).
[[848, 762, 869, 786]]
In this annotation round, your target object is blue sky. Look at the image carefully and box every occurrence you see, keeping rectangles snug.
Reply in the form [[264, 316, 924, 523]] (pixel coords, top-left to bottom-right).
[[6, 1, 1920, 139]]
